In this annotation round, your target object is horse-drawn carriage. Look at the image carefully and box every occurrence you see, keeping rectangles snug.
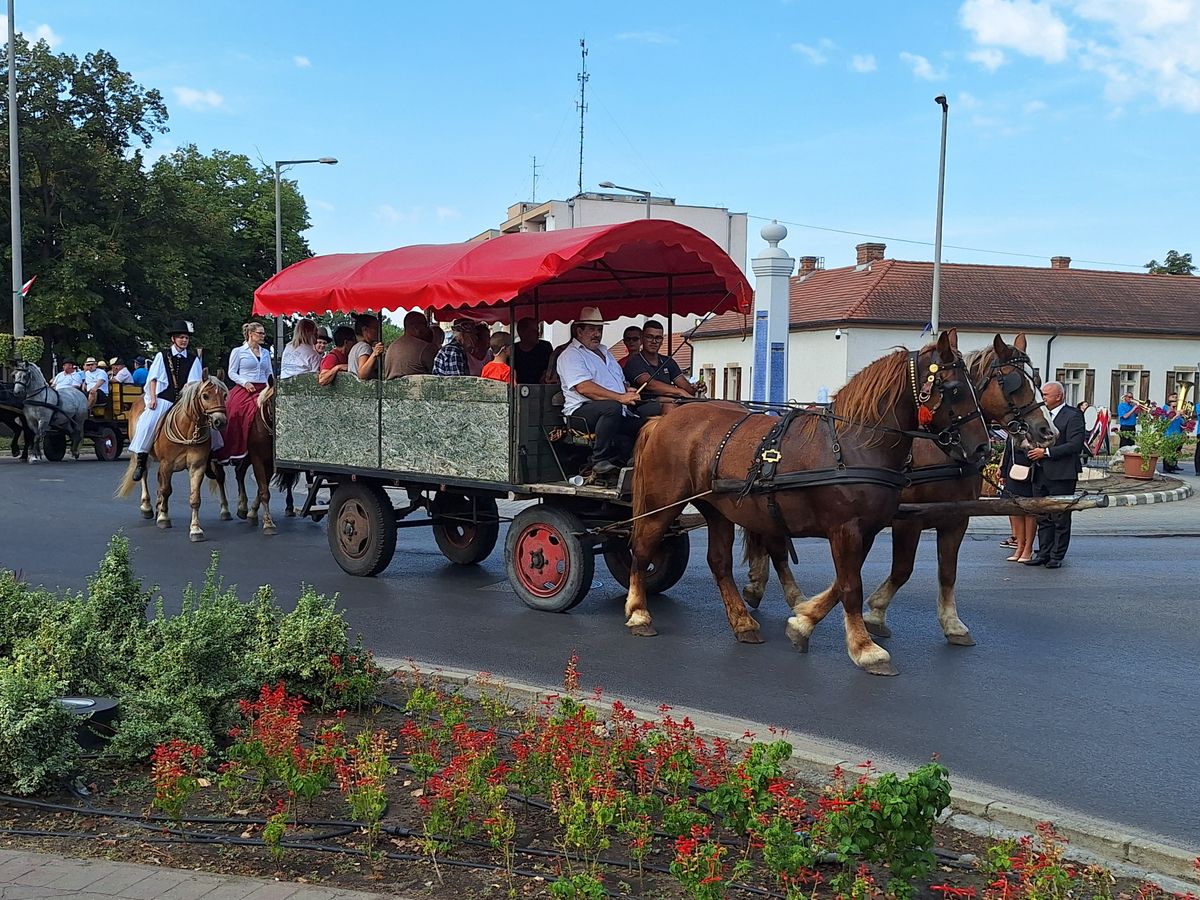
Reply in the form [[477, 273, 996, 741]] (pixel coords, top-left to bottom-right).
[[0, 364, 136, 462]]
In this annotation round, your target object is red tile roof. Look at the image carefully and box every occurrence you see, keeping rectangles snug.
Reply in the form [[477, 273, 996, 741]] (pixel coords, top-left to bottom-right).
[[694, 258, 1200, 339]]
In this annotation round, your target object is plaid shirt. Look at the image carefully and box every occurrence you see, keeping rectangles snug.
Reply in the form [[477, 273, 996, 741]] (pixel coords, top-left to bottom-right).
[[432, 340, 470, 376]]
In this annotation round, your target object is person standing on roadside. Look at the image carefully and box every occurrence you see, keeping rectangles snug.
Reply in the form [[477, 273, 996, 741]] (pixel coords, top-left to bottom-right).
[[1024, 381, 1085, 569]]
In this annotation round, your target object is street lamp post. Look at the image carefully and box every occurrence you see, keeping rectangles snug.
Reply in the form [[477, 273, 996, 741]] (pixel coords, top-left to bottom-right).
[[273, 156, 337, 350], [599, 180, 651, 219], [8, 0, 24, 337], [930, 95, 949, 335]]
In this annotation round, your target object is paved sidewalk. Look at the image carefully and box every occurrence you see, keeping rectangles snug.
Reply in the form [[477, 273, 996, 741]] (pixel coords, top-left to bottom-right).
[[0, 848, 394, 900]]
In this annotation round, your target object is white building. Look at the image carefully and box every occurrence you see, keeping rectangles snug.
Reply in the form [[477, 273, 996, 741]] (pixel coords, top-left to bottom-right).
[[472, 193, 748, 346], [692, 242, 1200, 408]]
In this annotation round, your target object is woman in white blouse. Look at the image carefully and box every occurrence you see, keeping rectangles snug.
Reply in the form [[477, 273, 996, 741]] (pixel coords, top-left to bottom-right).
[[220, 322, 275, 462], [280, 319, 322, 378]]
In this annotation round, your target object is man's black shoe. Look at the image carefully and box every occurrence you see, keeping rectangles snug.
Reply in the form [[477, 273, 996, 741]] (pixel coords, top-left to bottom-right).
[[1021, 556, 1049, 566], [591, 460, 618, 476], [1045, 560, 1063, 569]]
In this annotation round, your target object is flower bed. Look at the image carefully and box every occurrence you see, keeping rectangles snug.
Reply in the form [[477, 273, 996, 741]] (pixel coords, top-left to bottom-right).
[[1, 542, 1197, 899]]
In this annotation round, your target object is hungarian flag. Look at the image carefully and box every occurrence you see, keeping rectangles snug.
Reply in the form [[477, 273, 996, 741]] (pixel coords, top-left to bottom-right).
[[19, 276, 35, 298]]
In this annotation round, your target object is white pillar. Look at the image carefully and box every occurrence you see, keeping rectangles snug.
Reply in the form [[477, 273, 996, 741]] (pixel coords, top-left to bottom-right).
[[751, 222, 796, 405]]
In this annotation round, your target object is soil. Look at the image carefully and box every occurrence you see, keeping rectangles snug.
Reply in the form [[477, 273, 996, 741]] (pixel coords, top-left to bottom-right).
[[0, 678, 1177, 899]]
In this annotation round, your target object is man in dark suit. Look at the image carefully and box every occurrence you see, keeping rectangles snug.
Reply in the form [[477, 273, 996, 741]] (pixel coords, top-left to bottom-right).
[[1024, 381, 1086, 569]]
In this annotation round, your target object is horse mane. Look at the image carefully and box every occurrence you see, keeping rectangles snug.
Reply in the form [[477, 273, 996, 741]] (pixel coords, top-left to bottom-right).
[[965, 344, 998, 384], [161, 377, 227, 430], [832, 345, 925, 425]]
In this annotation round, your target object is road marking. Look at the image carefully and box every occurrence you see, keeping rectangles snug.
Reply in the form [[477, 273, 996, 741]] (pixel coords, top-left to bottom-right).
[[38, 478, 65, 483]]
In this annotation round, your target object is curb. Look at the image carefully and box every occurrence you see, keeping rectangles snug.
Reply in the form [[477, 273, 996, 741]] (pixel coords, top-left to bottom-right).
[[1109, 482, 1193, 507], [378, 658, 1199, 889]]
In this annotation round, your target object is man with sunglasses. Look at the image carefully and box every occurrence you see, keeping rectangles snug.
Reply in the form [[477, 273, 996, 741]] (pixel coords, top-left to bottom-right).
[[622, 319, 704, 408]]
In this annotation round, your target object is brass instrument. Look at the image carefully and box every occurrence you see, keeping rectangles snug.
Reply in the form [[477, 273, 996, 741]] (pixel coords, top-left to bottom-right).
[[1177, 380, 1195, 417]]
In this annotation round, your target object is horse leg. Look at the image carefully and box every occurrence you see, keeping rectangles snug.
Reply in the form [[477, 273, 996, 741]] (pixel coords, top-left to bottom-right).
[[706, 514, 761, 643], [768, 536, 809, 611], [831, 529, 896, 676], [254, 455, 276, 535], [235, 460, 249, 520], [188, 458, 206, 542], [139, 471, 154, 519], [742, 543, 770, 610], [210, 461, 232, 520], [70, 419, 83, 459], [624, 510, 677, 637], [935, 519, 975, 646], [156, 461, 173, 529], [864, 520, 921, 639]]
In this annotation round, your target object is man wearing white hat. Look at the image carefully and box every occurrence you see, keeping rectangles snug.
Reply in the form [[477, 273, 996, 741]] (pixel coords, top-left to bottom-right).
[[556, 306, 643, 476], [81, 357, 109, 410], [110, 357, 134, 385]]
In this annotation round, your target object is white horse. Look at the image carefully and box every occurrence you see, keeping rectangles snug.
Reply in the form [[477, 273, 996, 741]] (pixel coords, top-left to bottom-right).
[[11, 361, 87, 463]]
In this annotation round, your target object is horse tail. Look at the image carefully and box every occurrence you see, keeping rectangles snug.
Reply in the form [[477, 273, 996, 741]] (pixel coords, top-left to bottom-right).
[[115, 454, 138, 499], [741, 527, 768, 567], [630, 417, 665, 518], [272, 468, 299, 492]]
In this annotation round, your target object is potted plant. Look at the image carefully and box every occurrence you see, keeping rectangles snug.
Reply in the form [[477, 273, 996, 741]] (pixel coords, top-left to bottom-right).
[[1125, 408, 1185, 479]]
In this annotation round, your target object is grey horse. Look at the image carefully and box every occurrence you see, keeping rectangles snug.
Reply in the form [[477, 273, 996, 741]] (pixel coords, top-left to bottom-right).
[[11, 361, 87, 462]]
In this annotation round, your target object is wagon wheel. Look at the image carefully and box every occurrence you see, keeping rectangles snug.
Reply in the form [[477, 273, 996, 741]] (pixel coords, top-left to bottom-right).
[[92, 425, 124, 461], [602, 532, 691, 595], [327, 482, 397, 577], [431, 492, 500, 565], [43, 432, 67, 462], [505, 504, 594, 613]]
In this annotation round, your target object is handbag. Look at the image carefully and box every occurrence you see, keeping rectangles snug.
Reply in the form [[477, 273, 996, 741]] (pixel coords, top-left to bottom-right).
[[1008, 463, 1031, 482]]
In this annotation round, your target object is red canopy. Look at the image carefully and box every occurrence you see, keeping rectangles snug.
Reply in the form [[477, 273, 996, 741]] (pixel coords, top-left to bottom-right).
[[252, 220, 752, 323]]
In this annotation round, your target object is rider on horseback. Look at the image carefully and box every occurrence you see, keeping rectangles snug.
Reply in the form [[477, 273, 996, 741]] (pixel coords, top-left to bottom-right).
[[130, 320, 203, 482]]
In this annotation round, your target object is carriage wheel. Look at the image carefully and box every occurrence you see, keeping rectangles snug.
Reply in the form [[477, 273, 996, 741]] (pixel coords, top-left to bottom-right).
[[602, 532, 691, 595], [327, 482, 397, 577], [505, 505, 594, 613], [43, 433, 67, 462], [92, 425, 124, 461], [431, 492, 500, 565]]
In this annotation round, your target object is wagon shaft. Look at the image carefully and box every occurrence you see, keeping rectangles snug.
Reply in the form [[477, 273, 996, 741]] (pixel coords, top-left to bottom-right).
[[894, 492, 1109, 519]]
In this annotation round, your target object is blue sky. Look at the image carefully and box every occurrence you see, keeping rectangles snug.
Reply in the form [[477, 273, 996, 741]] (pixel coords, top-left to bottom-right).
[[15, 0, 1200, 272]]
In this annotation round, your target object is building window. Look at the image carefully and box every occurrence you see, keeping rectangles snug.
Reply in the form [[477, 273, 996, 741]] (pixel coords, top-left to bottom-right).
[[1110, 368, 1144, 409], [723, 365, 742, 401], [1166, 370, 1196, 406], [1056, 367, 1094, 406], [700, 366, 716, 399]]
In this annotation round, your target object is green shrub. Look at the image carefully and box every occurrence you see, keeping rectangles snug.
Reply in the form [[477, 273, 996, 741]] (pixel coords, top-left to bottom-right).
[[0, 660, 80, 794], [14, 335, 43, 363], [0, 571, 57, 658], [0, 333, 13, 362]]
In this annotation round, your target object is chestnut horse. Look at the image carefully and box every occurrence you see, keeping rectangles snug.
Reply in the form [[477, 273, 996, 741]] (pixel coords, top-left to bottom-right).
[[116, 377, 229, 542], [741, 334, 1056, 648], [624, 331, 991, 675], [209, 383, 278, 536]]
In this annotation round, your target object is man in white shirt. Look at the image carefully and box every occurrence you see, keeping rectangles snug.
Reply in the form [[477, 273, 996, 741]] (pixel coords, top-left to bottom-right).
[[110, 357, 134, 384], [556, 306, 642, 476], [129, 320, 204, 481], [51, 360, 85, 392], [81, 357, 109, 409]]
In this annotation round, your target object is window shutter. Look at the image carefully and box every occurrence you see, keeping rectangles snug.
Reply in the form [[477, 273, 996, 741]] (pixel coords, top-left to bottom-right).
[[1055, 368, 1066, 384], [1166, 371, 1177, 402], [1085, 369, 1095, 405], [1140, 370, 1150, 399], [1109, 371, 1120, 409]]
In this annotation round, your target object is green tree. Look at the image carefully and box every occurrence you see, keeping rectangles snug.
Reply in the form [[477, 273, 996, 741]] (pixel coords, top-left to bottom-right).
[[1144, 250, 1195, 275]]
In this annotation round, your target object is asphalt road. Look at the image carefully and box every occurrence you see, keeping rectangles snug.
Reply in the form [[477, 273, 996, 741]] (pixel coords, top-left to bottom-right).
[[2, 456, 1197, 849]]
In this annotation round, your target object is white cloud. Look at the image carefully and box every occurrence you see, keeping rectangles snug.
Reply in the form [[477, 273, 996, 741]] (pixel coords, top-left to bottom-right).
[[33, 24, 61, 48], [616, 31, 677, 45], [791, 38, 834, 65], [959, 91, 981, 108], [378, 204, 420, 226], [172, 86, 224, 111], [968, 47, 1007, 70], [293, 55, 312, 68], [899, 51, 946, 80], [850, 53, 877, 73], [312, 199, 335, 212], [959, 0, 1071, 63], [436, 207, 460, 222], [1024, 98, 1048, 113]]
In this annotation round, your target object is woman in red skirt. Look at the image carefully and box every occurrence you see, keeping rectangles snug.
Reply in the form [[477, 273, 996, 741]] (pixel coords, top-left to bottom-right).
[[220, 322, 274, 462]]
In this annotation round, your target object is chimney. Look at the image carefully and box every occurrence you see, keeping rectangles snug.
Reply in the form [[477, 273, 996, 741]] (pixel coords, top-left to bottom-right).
[[856, 242, 886, 266], [1050, 256, 1071, 269], [798, 256, 819, 275]]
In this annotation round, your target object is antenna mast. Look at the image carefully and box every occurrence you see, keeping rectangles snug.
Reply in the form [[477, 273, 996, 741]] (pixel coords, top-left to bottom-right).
[[576, 38, 588, 196], [531, 155, 540, 202]]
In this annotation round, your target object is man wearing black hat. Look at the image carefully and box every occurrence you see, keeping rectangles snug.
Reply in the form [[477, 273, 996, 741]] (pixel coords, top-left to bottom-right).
[[129, 320, 204, 482]]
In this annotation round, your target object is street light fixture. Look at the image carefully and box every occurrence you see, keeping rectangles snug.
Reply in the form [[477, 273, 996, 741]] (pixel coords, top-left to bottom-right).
[[599, 180, 652, 219], [931, 95, 949, 335], [274, 156, 338, 349]]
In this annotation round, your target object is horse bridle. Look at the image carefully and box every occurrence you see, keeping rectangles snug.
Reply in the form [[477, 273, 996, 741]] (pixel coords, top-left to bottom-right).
[[907, 350, 985, 455], [165, 381, 228, 445], [13, 364, 61, 413], [986, 350, 1047, 438]]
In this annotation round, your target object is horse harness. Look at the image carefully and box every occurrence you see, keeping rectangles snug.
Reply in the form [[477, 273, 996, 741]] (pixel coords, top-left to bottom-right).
[[709, 351, 985, 531], [12, 367, 79, 433]]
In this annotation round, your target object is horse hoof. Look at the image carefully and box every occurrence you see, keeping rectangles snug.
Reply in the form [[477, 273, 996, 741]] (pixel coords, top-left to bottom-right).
[[285, 508, 296, 518], [742, 591, 763, 610], [189, 532, 206, 543], [946, 633, 976, 647], [628, 623, 658, 637], [140, 509, 154, 520], [785, 621, 810, 653], [236, 509, 248, 520], [247, 516, 258, 527], [219, 511, 232, 521], [263, 525, 277, 536], [863, 659, 899, 677], [156, 520, 172, 530], [865, 621, 892, 639], [735, 629, 764, 644]]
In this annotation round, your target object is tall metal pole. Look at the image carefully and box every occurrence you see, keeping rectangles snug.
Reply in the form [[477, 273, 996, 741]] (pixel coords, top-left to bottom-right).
[[8, 0, 25, 338], [931, 95, 949, 335], [576, 38, 588, 195], [274, 162, 283, 351]]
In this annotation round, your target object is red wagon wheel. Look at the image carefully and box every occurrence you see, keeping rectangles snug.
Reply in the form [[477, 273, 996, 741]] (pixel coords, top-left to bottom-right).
[[505, 504, 594, 612]]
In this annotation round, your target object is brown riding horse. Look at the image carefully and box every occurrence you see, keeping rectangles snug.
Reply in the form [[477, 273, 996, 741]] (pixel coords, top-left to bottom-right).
[[741, 334, 1056, 648], [116, 377, 229, 542], [624, 331, 991, 676], [210, 383, 278, 536]]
